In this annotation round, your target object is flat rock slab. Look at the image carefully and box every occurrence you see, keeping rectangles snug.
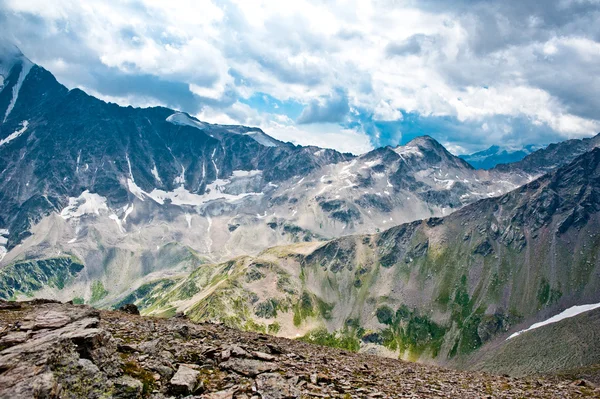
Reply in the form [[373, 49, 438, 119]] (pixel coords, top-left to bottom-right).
[[256, 373, 301, 399], [0, 331, 30, 346], [220, 358, 279, 377], [33, 310, 71, 329]]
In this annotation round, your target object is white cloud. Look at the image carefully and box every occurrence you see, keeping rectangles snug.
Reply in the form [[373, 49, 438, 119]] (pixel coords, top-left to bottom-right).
[[2, 0, 600, 149], [196, 101, 373, 154], [372, 100, 402, 121], [265, 122, 374, 154]]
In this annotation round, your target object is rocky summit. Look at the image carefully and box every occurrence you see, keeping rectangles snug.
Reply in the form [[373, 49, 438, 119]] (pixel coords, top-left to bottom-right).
[[0, 300, 597, 398]]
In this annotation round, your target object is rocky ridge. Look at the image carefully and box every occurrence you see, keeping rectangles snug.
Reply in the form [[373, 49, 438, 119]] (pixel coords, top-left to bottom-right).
[[0, 300, 596, 398]]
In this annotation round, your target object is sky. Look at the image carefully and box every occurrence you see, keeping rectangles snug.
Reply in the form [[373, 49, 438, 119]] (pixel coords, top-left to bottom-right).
[[1, 0, 599, 155]]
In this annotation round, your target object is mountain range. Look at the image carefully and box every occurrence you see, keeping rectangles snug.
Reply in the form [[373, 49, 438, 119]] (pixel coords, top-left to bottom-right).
[[2, 45, 600, 377]]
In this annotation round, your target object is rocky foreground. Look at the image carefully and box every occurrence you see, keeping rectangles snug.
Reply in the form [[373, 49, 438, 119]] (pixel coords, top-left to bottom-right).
[[0, 300, 597, 398]]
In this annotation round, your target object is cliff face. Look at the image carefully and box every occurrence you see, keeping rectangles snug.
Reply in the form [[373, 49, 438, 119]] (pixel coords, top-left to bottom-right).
[[0, 300, 593, 399]]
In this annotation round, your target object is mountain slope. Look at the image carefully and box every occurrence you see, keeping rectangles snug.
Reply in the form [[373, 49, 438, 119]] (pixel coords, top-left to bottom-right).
[[122, 148, 600, 366], [467, 306, 600, 379]]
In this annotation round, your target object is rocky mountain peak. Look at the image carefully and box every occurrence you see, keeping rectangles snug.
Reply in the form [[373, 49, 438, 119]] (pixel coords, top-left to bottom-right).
[[405, 135, 442, 149], [390, 135, 473, 171]]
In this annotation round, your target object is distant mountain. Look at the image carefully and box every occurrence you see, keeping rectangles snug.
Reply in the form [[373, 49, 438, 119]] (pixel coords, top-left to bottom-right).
[[493, 133, 600, 175], [460, 145, 541, 169], [119, 148, 600, 366]]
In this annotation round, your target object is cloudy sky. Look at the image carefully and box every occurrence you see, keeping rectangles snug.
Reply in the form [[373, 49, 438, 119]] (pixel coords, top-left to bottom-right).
[[1, 0, 599, 154]]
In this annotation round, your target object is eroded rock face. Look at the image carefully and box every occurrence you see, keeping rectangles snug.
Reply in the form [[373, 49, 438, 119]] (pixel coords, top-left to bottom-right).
[[0, 300, 592, 398], [0, 303, 118, 398]]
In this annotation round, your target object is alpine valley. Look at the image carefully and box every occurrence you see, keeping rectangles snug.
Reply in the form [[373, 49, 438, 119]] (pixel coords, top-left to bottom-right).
[[2, 45, 600, 382]]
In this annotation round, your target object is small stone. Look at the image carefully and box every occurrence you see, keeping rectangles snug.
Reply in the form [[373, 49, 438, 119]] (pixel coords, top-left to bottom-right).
[[220, 358, 279, 377], [252, 351, 276, 361], [118, 304, 140, 315], [571, 379, 597, 388], [221, 347, 232, 361], [230, 345, 250, 358], [170, 365, 202, 395], [114, 375, 144, 398], [200, 388, 236, 399], [78, 358, 100, 374], [179, 363, 201, 370], [265, 343, 284, 355], [310, 374, 318, 384]]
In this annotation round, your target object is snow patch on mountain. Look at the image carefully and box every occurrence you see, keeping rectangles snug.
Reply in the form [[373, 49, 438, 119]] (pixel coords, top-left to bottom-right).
[[174, 165, 186, 186], [166, 112, 205, 129], [146, 179, 263, 207], [151, 165, 162, 183], [243, 130, 278, 147], [363, 159, 382, 168], [167, 113, 279, 148], [60, 191, 109, 219], [0, 229, 8, 262], [508, 302, 600, 340], [0, 121, 29, 147], [3, 59, 33, 123], [127, 179, 145, 201], [231, 170, 261, 178], [122, 204, 134, 223], [109, 214, 125, 233], [126, 170, 264, 207], [394, 144, 423, 159]]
